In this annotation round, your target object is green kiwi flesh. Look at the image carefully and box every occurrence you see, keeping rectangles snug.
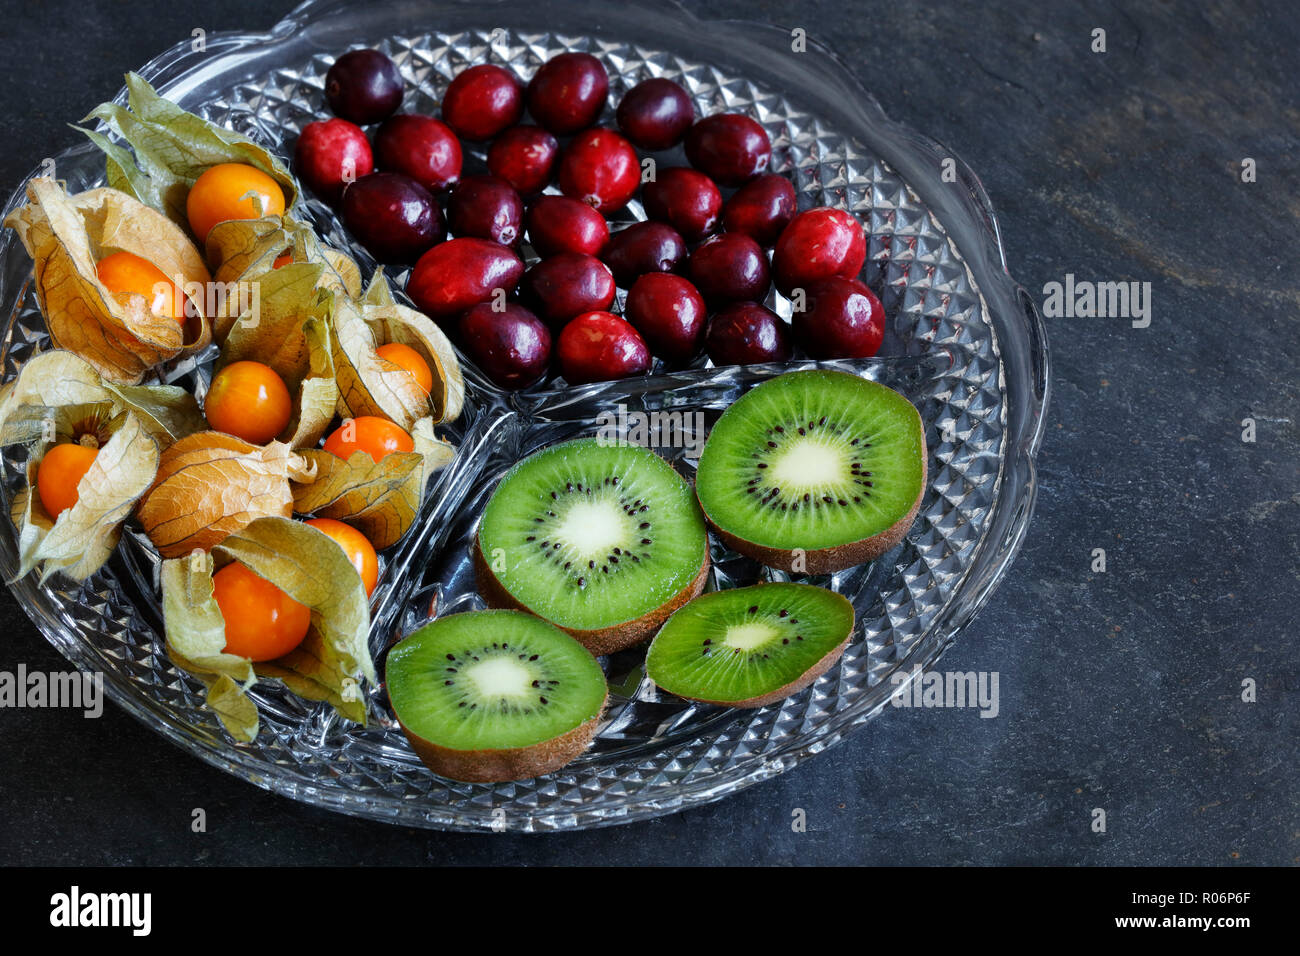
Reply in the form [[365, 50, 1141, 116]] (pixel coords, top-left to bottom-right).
[[694, 369, 927, 574], [645, 583, 855, 708], [386, 610, 608, 782], [476, 438, 710, 655]]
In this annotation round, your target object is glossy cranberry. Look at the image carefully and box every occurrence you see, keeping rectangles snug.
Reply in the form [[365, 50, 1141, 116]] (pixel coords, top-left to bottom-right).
[[616, 77, 694, 151], [601, 221, 688, 287], [520, 253, 616, 328], [705, 302, 793, 366], [374, 114, 462, 193], [624, 273, 707, 364], [407, 238, 524, 325], [772, 206, 867, 295], [792, 277, 885, 359], [641, 167, 722, 242], [442, 64, 523, 141], [558, 128, 640, 213], [294, 119, 374, 205], [557, 312, 651, 385], [722, 173, 797, 247], [526, 52, 609, 135], [688, 233, 771, 305], [341, 172, 442, 264], [486, 125, 559, 195], [447, 175, 524, 246], [325, 49, 404, 125], [459, 302, 551, 389], [526, 195, 609, 257], [684, 113, 771, 187]]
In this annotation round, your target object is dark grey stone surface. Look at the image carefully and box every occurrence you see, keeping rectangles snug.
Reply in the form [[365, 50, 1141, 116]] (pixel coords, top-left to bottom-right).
[[0, 0, 1295, 865]]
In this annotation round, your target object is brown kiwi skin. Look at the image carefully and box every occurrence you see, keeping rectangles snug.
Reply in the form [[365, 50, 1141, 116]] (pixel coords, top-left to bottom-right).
[[392, 698, 607, 783], [667, 634, 853, 709], [474, 538, 710, 656], [699, 432, 927, 576]]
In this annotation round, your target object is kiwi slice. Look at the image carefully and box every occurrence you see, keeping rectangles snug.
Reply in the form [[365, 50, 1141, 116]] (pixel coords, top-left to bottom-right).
[[694, 369, 927, 574], [475, 438, 710, 655], [646, 583, 855, 708], [386, 610, 608, 782]]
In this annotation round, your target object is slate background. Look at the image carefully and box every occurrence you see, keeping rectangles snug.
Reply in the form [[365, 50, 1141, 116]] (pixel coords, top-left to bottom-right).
[[0, 0, 1295, 866]]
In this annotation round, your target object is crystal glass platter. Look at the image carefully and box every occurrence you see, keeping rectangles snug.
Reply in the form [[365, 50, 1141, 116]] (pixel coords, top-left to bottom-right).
[[0, 0, 1050, 831]]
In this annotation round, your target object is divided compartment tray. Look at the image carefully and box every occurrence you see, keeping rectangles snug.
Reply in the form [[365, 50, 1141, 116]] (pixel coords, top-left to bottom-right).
[[0, 0, 1049, 831]]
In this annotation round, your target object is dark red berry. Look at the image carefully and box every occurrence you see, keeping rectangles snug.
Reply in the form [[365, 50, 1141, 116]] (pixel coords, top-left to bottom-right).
[[772, 206, 867, 295], [442, 64, 523, 141], [792, 277, 885, 359], [722, 173, 797, 247], [520, 253, 616, 328], [684, 113, 771, 187], [616, 78, 694, 151], [487, 125, 559, 195], [407, 238, 524, 325], [340, 172, 442, 264], [641, 167, 722, 242], [526, 195, 609, 258], [294, 118, 374, 205], [624, 273, 707, 363], [325, 49, 404, 125], [688, 232, 771, 305], [557, 312, 651, 385], [558, 128, 640, 212], [705, 301, 793, 366], [526, 53, 609, 135], [601, 221, 688, 287], [447, 175, 524, 246], [374, 114, 463, 193], [459, 303, 551, 389]]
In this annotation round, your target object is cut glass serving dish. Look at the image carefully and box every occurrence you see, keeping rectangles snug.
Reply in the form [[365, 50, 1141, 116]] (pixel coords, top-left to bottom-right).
[[0, 0, 1049, 830]]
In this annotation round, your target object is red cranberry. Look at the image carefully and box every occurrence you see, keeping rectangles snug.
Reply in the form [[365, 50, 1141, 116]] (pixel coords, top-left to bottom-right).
[[341, 172, 442, 264], [325, 49, 403, 125], [616, 78, 694, 151], [624, 273, 707, 364], [601, 221, 688, 287], [558, 128, 640, 213], [723, 173, 797, 247], [519, 253, 616, 328], [459, 303, 551, 389], [641, 167, 722, 242], [688, 233, 771, 305], [487, 125, 559, 195], [374, 114, 463, 193], [526, 195, 609, 257], [772, 207, 866, 295], [407, 238, 524, 325], [557, 312, 651, 385], [705, 302, 793, 366], [792, 277, 885, 359], [527, 52, 609, 134], [684, 113, 771, 187], [447, 175, 524, 247], [442, 64, 523, 141], [294, 118, 374, 205]]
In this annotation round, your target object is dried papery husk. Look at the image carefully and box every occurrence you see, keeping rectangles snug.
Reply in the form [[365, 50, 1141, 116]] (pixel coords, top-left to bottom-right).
[[292, 417, 455, 550], [160, 516, 374, 741], [205, 215, 361, 301], [77, 72, 297, 236], [3, 178, 213, 383], [8, 405, 159, 583], [137, 430, 315, 558], [333, 272, 465, 430], [208, 264, 340, 449], [0, 349, 205, 451]]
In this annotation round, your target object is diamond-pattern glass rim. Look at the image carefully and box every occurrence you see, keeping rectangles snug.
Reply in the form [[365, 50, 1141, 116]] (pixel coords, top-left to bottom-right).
[[0, 0, 1050, 831]]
